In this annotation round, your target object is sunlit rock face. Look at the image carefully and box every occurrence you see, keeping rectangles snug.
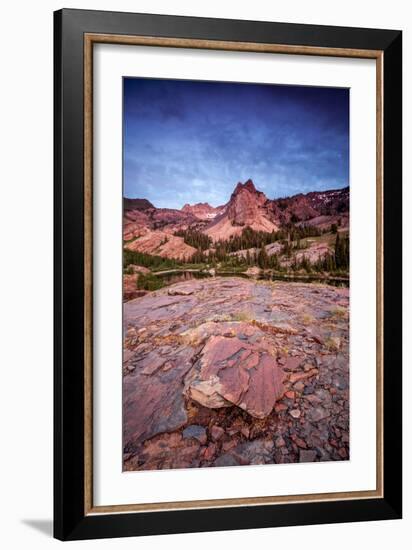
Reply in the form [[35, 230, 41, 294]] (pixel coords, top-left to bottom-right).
[[123, 180, 349, 249]]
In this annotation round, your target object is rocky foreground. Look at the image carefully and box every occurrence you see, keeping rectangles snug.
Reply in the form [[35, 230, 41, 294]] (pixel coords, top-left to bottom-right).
[[123, 277, 349, 470]]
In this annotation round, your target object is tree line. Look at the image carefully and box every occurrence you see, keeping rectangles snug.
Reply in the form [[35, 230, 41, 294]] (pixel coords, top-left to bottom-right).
[[175, 225, 322, 256], [124, 228, 349, 274], [174, 228, 212, 250], [123, 249, 180, 271]]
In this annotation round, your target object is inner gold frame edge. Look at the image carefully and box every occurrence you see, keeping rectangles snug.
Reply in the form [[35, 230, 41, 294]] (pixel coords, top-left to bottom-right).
[[84, 33, 384, 515]]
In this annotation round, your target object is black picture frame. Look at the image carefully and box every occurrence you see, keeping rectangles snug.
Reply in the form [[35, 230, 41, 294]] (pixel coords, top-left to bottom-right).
[[54, 8, 402, 541]]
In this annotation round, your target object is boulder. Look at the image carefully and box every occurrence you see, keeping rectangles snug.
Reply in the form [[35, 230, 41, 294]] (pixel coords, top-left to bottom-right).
[[123, 347, 196, 448], [185, 334, 285, 419]]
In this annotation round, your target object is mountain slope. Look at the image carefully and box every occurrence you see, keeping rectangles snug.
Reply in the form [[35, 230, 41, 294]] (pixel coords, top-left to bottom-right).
[[123, 180, 349, 258], [125, 231, 196, 260], [205, 180, 279, 241]]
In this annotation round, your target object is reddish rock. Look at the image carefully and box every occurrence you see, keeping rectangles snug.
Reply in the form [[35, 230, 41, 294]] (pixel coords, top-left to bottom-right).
[[222, 439, 237, 452], [123, 274, 149, 301], [210, 425, 225, 441], [125, 432, 201, 471], [283, 357, 304, 372], [185, 334, 285, 419], [122, 276, 349, 471], [291, 434, 307, 449], [241, 426, 250, 439], [306, 406, 330, 423], [226, 181, 276, 229], [289, 368, 319, 384], [338, 447, 348, 459], [205, 180, 278, 241], [203, 442, 217, 461], [124, 183, 348, 248], [302, 362, 314, 372], [230, 439, 275, 465], [182, 202, 223, 220], [304, 394, 323, 405], [123, 347, 196, 448], [293, 381, 305, 392]]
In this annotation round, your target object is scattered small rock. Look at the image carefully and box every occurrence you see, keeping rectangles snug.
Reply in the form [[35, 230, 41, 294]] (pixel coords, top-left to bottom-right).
[[293, 381, 305, 392], [203, 443, 217, 461], [307, 406, 330, 423], [222, 439, 237, 452], [210, 425, 225, 441], [213, 454, 240, 468], [291, 434, 307, 449], [241, 426, 250, 439], [338, 447, 348, 459], [332, 374, 348, 390], [168, 288, 194, 296], [289, 368, 319, 384], [299, 450, 317, 463]]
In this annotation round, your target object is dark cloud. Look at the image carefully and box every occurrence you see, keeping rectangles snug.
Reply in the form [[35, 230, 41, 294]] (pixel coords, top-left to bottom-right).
[[124, 78, 349, 208]]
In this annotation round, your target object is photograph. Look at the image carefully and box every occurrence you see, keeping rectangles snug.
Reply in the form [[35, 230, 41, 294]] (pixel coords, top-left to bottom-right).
[[49, 6, 402, 541], [122, 78, 350, 471]]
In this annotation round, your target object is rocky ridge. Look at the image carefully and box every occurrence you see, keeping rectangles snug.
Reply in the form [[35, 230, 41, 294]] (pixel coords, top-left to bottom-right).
[[124, 230, 196, 260], [182, 202, 225, 220], [123, 180, 349, 258]]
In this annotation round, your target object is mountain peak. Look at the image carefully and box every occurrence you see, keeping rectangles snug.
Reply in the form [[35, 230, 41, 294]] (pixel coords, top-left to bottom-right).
[[182, 201, 212, 210], [233, 179, 257, 196], [181, 202, 224, 220], [225, 179, 270, 228], [243, 179, 257, 193]]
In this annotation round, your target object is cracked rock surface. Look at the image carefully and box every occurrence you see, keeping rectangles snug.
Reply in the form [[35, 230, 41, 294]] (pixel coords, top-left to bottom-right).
[[123, 277, 349, 471]]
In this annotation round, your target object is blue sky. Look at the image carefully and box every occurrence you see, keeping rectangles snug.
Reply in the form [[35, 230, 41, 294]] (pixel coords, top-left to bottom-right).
[[124, 78, 349, 209]]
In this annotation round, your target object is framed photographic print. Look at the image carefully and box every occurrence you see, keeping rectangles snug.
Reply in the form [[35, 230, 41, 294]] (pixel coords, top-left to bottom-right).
[[54, 9, 402, 540]]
